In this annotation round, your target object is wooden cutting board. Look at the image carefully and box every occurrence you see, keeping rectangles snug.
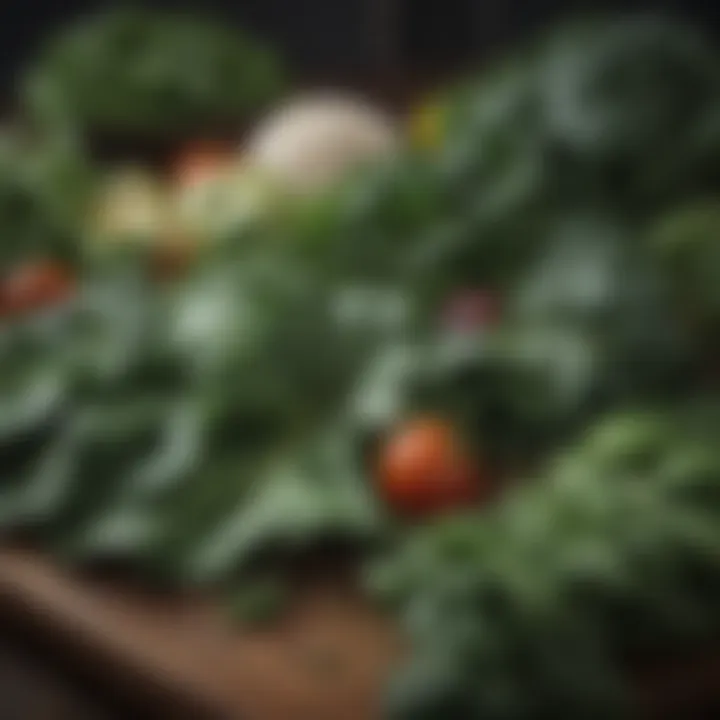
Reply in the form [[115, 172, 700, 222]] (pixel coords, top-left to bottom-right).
[[1, 546, 720, 719], [0, 547, 402, 720]]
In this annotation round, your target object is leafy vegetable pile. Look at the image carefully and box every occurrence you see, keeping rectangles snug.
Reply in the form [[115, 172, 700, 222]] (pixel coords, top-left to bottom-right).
[[372, 407, 720, 718], [23, 7, 285, 135], [0, 129, 92, 267], [1, 13, 720, 720]]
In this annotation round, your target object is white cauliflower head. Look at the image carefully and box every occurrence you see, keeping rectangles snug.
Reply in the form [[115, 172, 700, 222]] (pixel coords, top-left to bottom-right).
[[245, 93, 398, 195]]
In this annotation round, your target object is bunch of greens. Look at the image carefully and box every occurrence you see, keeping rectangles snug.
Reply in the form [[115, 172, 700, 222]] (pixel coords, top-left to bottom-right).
[[346, 208, 697, 471], [648, 201, 720, 347], [399, 17, 720, 291], [22, 7, 285, 135], [349, 17, 720, 717], [0, 249, 398, 584], [370, 406, 720, 718], [0, 130, 93, 268]]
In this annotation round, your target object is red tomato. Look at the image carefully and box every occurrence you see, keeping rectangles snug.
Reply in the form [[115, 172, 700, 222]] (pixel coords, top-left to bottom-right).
[[172, 142, 233, 187], [1, 260, 75, 318], [442, 289, 501, 332], [378, 417, 483, 517]]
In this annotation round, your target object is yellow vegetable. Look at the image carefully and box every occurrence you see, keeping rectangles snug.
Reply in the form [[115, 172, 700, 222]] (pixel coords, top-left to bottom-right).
[[89, 167, 178, 246], [409, 98, 445, 150]]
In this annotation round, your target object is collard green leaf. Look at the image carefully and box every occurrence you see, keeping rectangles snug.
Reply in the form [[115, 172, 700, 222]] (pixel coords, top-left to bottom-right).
[[189, 428, 382, 582], [538, 17, 720, 192]]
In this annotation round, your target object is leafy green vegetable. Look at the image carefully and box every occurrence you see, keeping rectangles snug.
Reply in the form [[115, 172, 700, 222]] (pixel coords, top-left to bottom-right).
[[22, 7, 285, 135], [188, 427, 382, 583], [0, 130, 92, 267], [649, 201, 720, 330], [371, 407, 720, 718], [0, 251, 392, 582]]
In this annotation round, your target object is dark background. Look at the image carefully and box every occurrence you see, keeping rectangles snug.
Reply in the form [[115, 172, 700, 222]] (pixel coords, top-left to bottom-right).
[[1, 0, 719, 98]]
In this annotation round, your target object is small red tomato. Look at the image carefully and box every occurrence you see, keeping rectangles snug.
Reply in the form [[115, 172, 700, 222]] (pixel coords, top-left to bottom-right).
[[172, 142, 232, 187], [378, 417, 483, 517], [1, 260, 75, 318], [441, 289, 501, 332]]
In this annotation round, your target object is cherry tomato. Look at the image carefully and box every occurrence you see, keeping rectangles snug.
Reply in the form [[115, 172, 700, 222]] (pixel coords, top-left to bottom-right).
[[172, 142, 233, 187], [1, 260, 75, 318], [441, 289, 501, 332], [378, 417, 483, 517]]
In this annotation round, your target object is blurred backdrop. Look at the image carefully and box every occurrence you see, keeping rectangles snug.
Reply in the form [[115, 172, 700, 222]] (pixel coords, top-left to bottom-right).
[[1, 0, 720, 101]]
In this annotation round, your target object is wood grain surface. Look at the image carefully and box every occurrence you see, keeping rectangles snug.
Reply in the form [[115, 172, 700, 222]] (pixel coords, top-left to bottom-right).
[[0, 548, 401, 720], [1, 546, 720, 719]]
